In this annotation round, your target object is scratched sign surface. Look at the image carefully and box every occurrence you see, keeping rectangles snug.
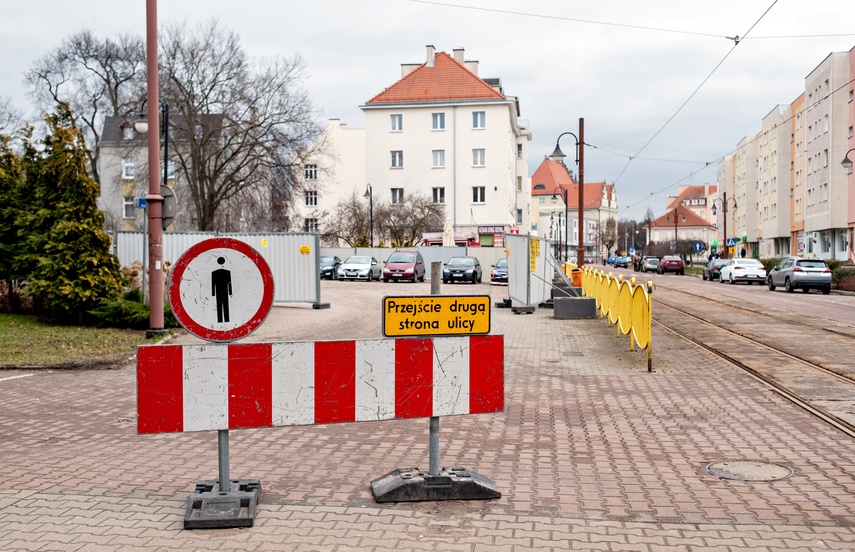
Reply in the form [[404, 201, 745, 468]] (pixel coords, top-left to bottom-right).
[[137, 335, 504, 434], [169, 238, 274, 342]]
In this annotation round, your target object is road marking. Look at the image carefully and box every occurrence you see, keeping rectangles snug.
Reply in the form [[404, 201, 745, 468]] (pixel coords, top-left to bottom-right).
[[0, 373, 37, 382]]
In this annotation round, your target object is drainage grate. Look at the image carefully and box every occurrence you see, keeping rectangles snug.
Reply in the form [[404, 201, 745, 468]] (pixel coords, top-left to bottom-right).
[[706, 460, 793, 481]]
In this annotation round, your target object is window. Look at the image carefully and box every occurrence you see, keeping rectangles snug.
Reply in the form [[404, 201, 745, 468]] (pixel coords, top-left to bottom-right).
[[194, 124, 203, 140], [123, 126, 134, 140], [391, 150, 403, 168], [304, 218, 318, 233], [517, 176, 522, 192], [123, 196, 135, 219], [432, 113, 445, 130], [305, 190, 318, 207], [123, 157, 134, 179], [391, 188, 404, 204], [432, 150, 445, 168], [432, 187, 445, 204], [472, 186, 486, 203], [305, 164, 317, 180], [472, 111, 485, 129], [517, 144, 523, 159], [516, 209, 523, 224], [166, 159, 175, 180], [390, 114, 403, 132], [472, 148, 485, 167]]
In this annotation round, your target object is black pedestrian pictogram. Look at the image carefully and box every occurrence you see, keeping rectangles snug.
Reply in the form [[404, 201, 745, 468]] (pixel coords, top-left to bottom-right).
[[212, 257, 232, 323]]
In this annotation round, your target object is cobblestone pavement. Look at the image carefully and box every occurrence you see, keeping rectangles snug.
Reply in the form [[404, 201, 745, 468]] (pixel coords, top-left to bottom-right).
[[2, 279, 855, 550]]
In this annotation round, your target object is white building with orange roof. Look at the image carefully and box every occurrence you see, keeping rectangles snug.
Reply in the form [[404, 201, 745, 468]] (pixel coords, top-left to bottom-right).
[[361, 45, 532, 247], [530, 157, 617, 261]]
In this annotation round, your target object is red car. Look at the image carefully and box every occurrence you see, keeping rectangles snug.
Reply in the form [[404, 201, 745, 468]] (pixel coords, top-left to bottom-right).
[[657, 255, 685, 275]]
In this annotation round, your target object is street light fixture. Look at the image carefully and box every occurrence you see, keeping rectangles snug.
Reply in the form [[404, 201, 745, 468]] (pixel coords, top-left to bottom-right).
[[711, 192, 738, 258], [363, 183, 373, 246], [548, 118, 585, 266], [841, 148, 855, 171], [551, 186, 569, 261]]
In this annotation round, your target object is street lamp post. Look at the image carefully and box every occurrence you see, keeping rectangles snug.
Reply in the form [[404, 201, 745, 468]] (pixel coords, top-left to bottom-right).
[[363, 183, 373, 246], [711, 192, 738, 258], [139, 0, 164, 337], [551, 186, 569, 261], [548, 118, 585, 266]]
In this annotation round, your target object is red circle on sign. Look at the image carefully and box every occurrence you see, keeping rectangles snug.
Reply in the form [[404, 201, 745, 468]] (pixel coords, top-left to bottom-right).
[[169, 238, 274, 342]]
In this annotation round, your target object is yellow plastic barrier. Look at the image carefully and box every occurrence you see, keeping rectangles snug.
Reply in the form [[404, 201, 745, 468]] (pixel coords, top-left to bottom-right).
[[580, 267, 654, 371]]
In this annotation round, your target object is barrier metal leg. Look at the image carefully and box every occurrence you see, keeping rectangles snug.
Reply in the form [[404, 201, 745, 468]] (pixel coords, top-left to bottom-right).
[[184, 429, 261, 529], [429, 417, 440, 476]]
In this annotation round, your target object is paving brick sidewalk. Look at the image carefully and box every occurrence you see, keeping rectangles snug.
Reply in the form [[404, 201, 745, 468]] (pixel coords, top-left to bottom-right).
[[1, 280, 855, 550]]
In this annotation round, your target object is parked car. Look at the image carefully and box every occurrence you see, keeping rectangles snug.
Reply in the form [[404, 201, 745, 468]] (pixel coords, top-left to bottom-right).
[[490, 258, 509, 285], [615, 256, 630, 268], [719, 258, 766, 284], [702, 258, 729, 281], [337, 255, 382, 281], [606, 255, 617, 265], [442, 256, 482, 284], [382, 250, 425, 283], [319, 255, 342, 280], [641, 257, 659, 273], [657, 255, 685, 275], [767, 256, 832, 294]]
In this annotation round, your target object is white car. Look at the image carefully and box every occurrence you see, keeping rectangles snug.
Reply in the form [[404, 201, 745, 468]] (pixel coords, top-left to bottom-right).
[[719, 258, 767, 285], [337, 256, 382, 281]]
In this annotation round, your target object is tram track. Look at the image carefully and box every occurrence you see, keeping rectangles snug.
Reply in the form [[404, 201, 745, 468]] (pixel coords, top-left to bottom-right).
[[653, 297, 855, 438]]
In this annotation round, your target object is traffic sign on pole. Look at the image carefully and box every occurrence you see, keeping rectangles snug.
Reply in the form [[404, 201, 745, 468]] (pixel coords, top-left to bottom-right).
[[168, 237, 274, 342]]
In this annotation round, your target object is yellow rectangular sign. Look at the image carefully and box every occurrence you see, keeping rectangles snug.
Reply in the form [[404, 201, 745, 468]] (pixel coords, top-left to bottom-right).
[[382, 295, 491, 337]]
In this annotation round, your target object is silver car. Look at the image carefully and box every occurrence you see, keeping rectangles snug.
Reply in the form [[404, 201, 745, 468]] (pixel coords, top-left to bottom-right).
[[767, 256, 832, 294], [337, 255, 382, 281]]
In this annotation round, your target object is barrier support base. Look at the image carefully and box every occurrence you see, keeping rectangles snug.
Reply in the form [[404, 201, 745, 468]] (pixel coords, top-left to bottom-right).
[[495, 298, 512, 308], [184, 479, 260, 529], [370, 467, 501, 503], [511, 306, 535, 315], [313, 302, 331, 310]]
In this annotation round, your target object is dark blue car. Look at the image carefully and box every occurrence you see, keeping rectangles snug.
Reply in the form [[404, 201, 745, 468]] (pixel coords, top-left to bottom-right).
[[490, 258, 508, 285], [319, 255, 342, 279]]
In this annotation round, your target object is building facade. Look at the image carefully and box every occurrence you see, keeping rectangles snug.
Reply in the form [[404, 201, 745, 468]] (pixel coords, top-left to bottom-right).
[[361, 46, 531, 247], [530, 157, 617, 261]]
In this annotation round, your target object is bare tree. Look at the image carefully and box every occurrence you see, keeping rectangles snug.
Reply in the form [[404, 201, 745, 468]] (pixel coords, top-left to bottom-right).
[[25, 30, 146, 184], [599, 217, 617, 257], [321, 190, 371, 247], [159, 20, 325, 231], [376, 192, 445, 247]]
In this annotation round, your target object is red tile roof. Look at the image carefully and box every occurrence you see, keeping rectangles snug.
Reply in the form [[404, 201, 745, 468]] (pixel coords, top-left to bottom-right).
[[530, 157, 611, 209], [366, 52, 505, 104], [650, 205, 713, 228]]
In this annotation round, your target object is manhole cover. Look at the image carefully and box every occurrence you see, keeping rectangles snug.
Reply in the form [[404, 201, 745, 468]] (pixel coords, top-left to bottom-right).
[[706, 460, 793, 481]]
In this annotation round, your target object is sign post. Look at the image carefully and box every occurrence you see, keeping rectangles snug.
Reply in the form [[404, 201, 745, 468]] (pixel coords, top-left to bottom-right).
[[167, 237, 273, 528], [370, 276, 501, 502]]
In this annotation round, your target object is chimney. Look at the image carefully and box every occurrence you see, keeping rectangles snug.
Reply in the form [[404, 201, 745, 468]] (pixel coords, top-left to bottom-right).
[[453, 48, 464, 64], [426, 45, 436, 67]]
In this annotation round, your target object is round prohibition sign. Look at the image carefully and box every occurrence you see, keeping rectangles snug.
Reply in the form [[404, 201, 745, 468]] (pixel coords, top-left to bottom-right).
[[169, 237, 274, 342]]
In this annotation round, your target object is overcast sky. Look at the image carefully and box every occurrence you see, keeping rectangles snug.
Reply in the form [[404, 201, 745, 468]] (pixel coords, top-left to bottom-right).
[[3, 0, 855, 221]]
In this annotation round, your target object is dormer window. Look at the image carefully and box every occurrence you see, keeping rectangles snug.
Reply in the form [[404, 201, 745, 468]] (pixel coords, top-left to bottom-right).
[[122, 125, 134, 140]]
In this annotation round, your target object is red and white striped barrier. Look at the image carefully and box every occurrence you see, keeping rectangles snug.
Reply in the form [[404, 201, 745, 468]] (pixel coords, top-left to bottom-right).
[[137, 335, 503, 434]]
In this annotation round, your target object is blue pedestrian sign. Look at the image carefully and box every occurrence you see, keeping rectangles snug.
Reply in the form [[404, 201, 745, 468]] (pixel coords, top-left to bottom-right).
[[726, 238, 737, 247], [135, 197, 147, 209], [693, 241, 703, 251]]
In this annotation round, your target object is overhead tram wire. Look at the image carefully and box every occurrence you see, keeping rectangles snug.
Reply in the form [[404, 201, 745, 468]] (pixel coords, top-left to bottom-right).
[[612, 0, 780, 186]]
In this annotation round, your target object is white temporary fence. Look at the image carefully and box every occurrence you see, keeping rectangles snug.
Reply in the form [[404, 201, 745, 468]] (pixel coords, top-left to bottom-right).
[[111, 231, 323, 306], [506, 233, 552, 308]]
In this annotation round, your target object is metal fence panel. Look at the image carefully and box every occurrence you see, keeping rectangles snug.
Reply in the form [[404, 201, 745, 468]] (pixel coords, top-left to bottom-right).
[[112, 231, 320, 305]]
